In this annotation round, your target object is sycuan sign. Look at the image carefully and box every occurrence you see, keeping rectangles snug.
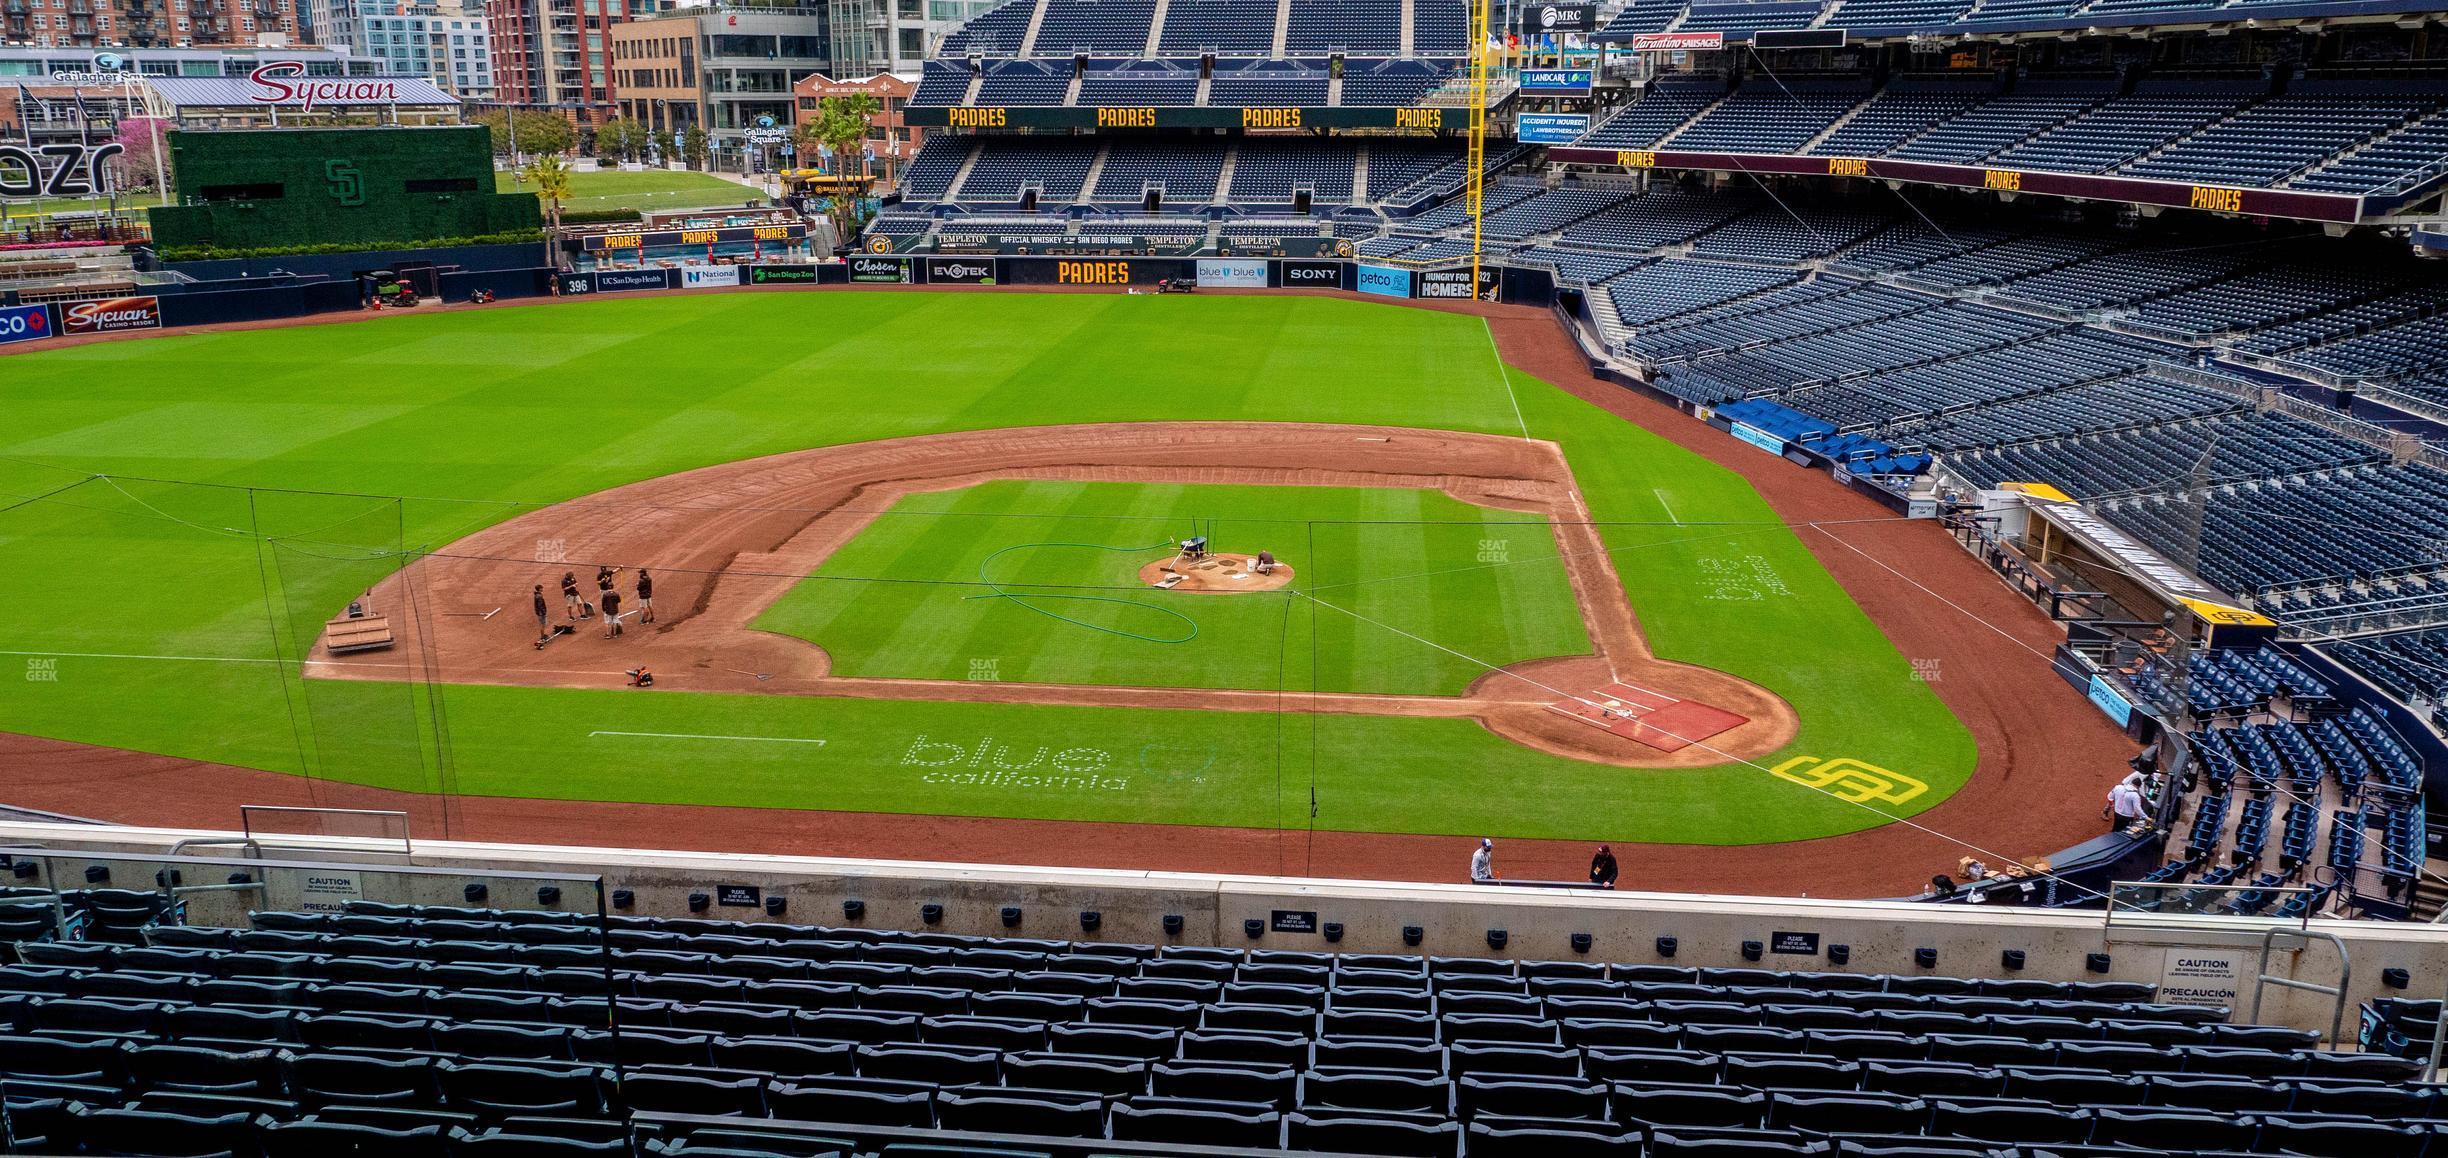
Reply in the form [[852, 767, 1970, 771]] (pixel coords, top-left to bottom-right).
[[245, 62, 406, 110]]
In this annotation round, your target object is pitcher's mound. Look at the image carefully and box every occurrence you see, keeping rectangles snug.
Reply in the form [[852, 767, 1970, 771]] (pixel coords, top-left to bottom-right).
[[1138, 553, 1295, 594]]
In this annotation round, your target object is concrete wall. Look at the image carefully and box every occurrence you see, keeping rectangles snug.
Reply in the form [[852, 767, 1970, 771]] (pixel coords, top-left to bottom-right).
[[6, 820, 2443, 1042]]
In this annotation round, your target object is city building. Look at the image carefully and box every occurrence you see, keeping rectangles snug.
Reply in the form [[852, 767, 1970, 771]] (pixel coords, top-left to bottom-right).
[[790, 69, 916, 183], [311, 0, 487, 96], [820, 0, 990, 78], [481, 0, 656, 123], [606, 5, 826, 161], [0, 0, 306, 48]]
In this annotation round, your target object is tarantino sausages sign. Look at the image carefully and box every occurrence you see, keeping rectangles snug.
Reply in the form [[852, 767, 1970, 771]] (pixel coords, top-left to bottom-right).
[[60, 295, 161, 334]]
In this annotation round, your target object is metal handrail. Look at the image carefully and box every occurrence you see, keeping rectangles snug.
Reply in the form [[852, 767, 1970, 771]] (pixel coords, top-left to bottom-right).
[[2249, 927, 2351, 1046]]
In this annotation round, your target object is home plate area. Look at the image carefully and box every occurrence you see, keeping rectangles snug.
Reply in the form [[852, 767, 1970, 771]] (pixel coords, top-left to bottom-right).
[[1547, 681, 1751, 753]]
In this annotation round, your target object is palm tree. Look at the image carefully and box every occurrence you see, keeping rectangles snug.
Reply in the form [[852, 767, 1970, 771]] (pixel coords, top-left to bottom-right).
[[522, 153, 574, 237]]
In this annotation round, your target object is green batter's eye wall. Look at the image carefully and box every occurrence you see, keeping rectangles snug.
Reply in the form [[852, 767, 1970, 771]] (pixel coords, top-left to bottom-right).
[[148, 126, 543, 256]]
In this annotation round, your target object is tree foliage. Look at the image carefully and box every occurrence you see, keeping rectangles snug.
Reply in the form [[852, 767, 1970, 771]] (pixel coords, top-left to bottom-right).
[[597, 116, 650, 162], [475, 109, 574, 158]]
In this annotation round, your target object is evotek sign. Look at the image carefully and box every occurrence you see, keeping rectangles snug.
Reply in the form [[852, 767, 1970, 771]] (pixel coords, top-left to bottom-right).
[[246, 62, 403, 110], [59, 296, 160, 335], [926, 257, 996, 285], [0, 142, 122, 199]]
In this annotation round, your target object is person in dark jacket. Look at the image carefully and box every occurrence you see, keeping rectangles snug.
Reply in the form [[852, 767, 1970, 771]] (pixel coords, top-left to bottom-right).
[[532, 584, 551, 642], [1588, 844, 1619, 890], [635, 568, 655, 624], [601, 588, 623, 638]]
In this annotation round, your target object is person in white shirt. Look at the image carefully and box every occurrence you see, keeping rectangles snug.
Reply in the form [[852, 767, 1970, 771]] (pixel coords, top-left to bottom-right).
[[2106, 779, 2146, 831], [1470, 838, 1495, 883]]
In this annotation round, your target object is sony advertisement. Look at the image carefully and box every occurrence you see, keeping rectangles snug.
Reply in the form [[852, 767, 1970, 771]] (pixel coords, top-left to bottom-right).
[[1276, 260, 1349, 290]]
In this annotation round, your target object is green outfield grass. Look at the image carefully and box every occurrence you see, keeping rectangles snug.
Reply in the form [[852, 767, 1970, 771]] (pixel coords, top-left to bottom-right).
[[0, 292, 1974, 844], [754, 480, 1591, 695], [497, 167, 760, 214]]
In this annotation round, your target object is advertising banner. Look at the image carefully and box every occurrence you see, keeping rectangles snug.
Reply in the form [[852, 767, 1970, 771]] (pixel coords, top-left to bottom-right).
[[581, 223, 804, 251], [2085, 675, 2135, 728], [590, 269, 671, 293], [680, 265, 741, 289], [746, 264, 820, 286], [1516, 112, 1592, 145], [1195, 258, 1268, 288], [1417, 266, 1499, 302], [1277, 260, 1348, 290], [1518, 68, 1595, 95], [1356, 264, 1412, 298], [0, 303, 54, 345], [1518, 2, 1596, 33], [1729, 421, 1786, 456], [1630, 31, 1725, 51], [925, 257, 998, 285], [848, 255, 912, 284], [59, 295, 161, 335]]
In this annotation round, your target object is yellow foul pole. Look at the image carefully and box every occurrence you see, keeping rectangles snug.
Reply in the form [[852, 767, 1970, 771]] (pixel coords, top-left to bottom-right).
[[1465, 0, 1491, 291]]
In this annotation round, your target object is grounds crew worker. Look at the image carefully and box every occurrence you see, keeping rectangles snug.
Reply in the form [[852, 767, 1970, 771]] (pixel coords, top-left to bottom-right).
[[601, 588, 624, 639], [635, 568, 655, 624], [561, 571, 588, 619], [1589, 844, 1619, 889], [532, 584, 551, 642], [1470, 838, 1496, 883]]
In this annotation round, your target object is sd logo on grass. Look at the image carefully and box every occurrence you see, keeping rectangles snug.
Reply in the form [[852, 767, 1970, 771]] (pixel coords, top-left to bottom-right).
[[1770, 756, 1927, 806]]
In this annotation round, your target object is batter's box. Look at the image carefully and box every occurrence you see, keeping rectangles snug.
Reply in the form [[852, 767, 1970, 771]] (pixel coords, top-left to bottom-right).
[[1548, 681, 1751, 753]]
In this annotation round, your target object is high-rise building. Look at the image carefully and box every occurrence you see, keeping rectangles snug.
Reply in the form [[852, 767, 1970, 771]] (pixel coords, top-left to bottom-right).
[[481, 0, 653, 123], [606, 5, 827, 160], [0, 0, 304, 49], [311, 0, 488, 95]]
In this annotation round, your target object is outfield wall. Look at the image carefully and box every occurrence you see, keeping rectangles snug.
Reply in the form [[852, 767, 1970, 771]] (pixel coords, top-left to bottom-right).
[[2, 820, 2438, 1041], [0, 256, 1553, 348]]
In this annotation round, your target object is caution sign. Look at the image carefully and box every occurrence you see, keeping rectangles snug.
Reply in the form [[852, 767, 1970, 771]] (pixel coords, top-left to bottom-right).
[[2157, 950, 2242, 1017]]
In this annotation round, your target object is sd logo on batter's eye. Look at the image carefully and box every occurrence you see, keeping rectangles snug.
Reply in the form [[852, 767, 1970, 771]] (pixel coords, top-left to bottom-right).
[[1771, 756, 1928, 805]]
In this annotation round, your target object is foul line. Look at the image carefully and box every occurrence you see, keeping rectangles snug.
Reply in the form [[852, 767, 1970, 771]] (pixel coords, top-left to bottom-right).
[[1484, 319, 1532, 443], [1653, 487, 1681, 527], [588, 730, 827, 746]]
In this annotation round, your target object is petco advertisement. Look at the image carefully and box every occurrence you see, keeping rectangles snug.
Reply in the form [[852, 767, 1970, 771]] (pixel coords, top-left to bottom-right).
[[849, 255, 912, 283], [59, 295, 160, 335], [926, 257, 997, 285], [1195, 259, 1268, 288], [0, 303, 53, 345], [1517, 112, 1592, 145], [1356, 264, 1412, 298], [680, 265, 740, 289]]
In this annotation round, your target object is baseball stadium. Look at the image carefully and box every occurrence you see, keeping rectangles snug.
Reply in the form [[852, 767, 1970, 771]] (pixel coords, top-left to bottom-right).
[[3, 0, 2448, 1153]]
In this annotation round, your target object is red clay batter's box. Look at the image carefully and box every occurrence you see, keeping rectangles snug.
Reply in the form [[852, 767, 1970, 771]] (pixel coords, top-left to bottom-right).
[[1547, 681, 1750, 754]]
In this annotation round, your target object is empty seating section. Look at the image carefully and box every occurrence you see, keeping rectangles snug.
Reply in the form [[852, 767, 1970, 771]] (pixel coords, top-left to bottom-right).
[[1821, 0, 1974, 29], [20, 900, 2433, 1158], [1155, 0, 1272, 53], [896, 138, 972, 202], [956, 140, 1099, 203], [1287, 0, 1401, 53], [1993, 247, 2252, 313], [1078, 62, 1199, 106], [1667, 77, 1870, 154], [1897, 374, 2238, 448], [975, 61, 1072, 106], [1365, 141, 1473, 202], [1607, 261, 1804, 329], [1339, 59, 1447, 106], [1676, 0, 1823, 31], [2122, 265, 2405, 340], [1991, 78, 2269, 173], [1808, 77, 1995, 156], [1088, 141, 1225, 203], [1656, 303, 2060, 406], [910, 62, 973, 107], [1475, 182, 1643, 242], [2335, 628, 2448, 706], [1943, 411, 2380, 497], [1029, 0, 1157, 54], [1227, 141, 1357, 204], [1628, 281, 1922, 365], [1893, 233, 2124, 290], [1210, 61, 1330, 106], [1887, 79, 2115, 164], [1687, 209, 1893, 264], [938, 0, 1031, 54], [1563, 190, 1753, 252], [2125, 78, 2448, 187], [2099, 463, 2448, 593], [1578, 76, 1727, 148], [2293, 106, 2448, 193]]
